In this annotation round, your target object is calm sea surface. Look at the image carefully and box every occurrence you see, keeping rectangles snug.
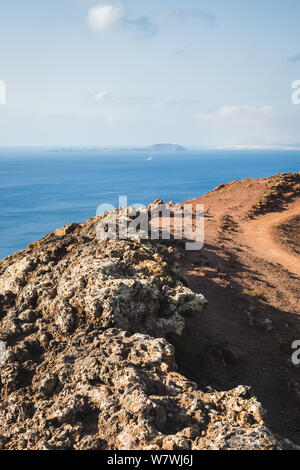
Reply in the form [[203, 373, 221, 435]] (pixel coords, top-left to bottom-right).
[[0, 148, 299, 260]]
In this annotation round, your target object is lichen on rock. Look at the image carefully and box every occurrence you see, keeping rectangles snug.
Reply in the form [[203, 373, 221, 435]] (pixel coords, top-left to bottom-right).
[[0, 214, 297, 450]]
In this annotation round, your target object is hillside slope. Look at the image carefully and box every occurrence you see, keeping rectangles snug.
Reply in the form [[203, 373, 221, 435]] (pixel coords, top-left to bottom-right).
[[0, 173, 299, 450], [179, 172, 300, 444]]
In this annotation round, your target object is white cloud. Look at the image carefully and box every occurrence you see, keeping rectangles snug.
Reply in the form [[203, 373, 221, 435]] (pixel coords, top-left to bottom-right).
[[87, 3, 215, 36], [95, 91, 110, 102], [87, 1, 156, 36], [87, 2, 125, 33], [195, 105, 276, 123]]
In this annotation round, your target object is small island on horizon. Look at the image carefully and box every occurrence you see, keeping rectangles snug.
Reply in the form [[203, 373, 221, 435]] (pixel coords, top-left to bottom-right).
[[137, 143, 187, 152], [47, 143, 187, 153]]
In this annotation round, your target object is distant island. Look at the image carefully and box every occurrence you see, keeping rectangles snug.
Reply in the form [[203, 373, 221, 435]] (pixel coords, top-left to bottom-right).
[[47, 144, 187, 153], [140, 144, 187, 152]]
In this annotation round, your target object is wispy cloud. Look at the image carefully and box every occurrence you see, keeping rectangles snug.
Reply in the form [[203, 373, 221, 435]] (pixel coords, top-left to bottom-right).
[[87, 1, 156, 36], [124, 16, 158, 37], [152, 98, 201, 110], [171, 45, 189, 56], [161, 7, 216, 27], [87, 2, 215, 36], [93, 91, 148, 104], [93, 91, 201, 110], [95, 91, 111, 102], [288, 52, 300, 62], [194, 105, 277, 123]]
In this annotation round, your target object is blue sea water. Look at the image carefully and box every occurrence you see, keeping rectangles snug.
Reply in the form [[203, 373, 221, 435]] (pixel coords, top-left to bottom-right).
[[0, 147, 299, 260]]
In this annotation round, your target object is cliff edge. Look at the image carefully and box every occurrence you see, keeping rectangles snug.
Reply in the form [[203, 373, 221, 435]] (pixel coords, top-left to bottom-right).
[[0, 175, 299, 450]]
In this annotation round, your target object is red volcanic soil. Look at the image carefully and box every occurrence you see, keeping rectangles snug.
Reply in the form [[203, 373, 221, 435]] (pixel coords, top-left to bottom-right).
[[175, 173, 300, 444]]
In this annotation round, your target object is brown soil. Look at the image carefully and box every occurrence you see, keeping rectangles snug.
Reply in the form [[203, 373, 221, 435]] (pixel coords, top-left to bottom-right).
[[175, 173, 300, 444]]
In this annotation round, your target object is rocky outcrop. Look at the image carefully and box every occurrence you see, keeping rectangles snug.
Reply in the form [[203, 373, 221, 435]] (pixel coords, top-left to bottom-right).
[[0, 214, 296, 450]]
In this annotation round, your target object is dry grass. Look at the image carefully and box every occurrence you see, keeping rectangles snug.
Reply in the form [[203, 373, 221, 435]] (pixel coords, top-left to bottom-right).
[[243, 289, 267, 301]]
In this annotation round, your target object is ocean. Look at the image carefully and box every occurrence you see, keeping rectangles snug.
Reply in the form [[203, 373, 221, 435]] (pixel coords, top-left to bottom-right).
[[0, 147, 299, 260]]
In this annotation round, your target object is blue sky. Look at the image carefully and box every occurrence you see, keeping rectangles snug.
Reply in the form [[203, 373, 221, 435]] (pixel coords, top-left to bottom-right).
[[1, 0, 300, 146]]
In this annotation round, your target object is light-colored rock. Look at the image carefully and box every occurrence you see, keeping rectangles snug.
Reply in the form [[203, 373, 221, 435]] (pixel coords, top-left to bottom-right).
[[0, 212, 296, 450]]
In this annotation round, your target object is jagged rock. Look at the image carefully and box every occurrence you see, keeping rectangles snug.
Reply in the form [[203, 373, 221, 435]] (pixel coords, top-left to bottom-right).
[[0, 214, 297, 450]]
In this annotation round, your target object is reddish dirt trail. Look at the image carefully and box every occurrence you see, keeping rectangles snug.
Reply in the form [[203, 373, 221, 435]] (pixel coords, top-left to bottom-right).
[[175, 173, 300, 445], [241, 202, 300, 278]]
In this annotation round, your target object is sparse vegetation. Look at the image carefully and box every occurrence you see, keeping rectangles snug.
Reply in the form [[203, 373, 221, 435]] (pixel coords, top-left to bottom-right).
[[244, 271, 260, 281], [273, 216, 300, 255], [248, 172, 300, 217], [243, 289, 267, 301]]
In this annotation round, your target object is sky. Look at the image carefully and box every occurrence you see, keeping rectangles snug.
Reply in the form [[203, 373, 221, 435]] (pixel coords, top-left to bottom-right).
[[1, 0, 300, 147]]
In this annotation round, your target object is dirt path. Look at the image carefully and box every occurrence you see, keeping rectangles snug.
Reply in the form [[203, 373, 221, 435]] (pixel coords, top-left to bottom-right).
[[176, 174, 300, 445], [241, 202, 300, 278]]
